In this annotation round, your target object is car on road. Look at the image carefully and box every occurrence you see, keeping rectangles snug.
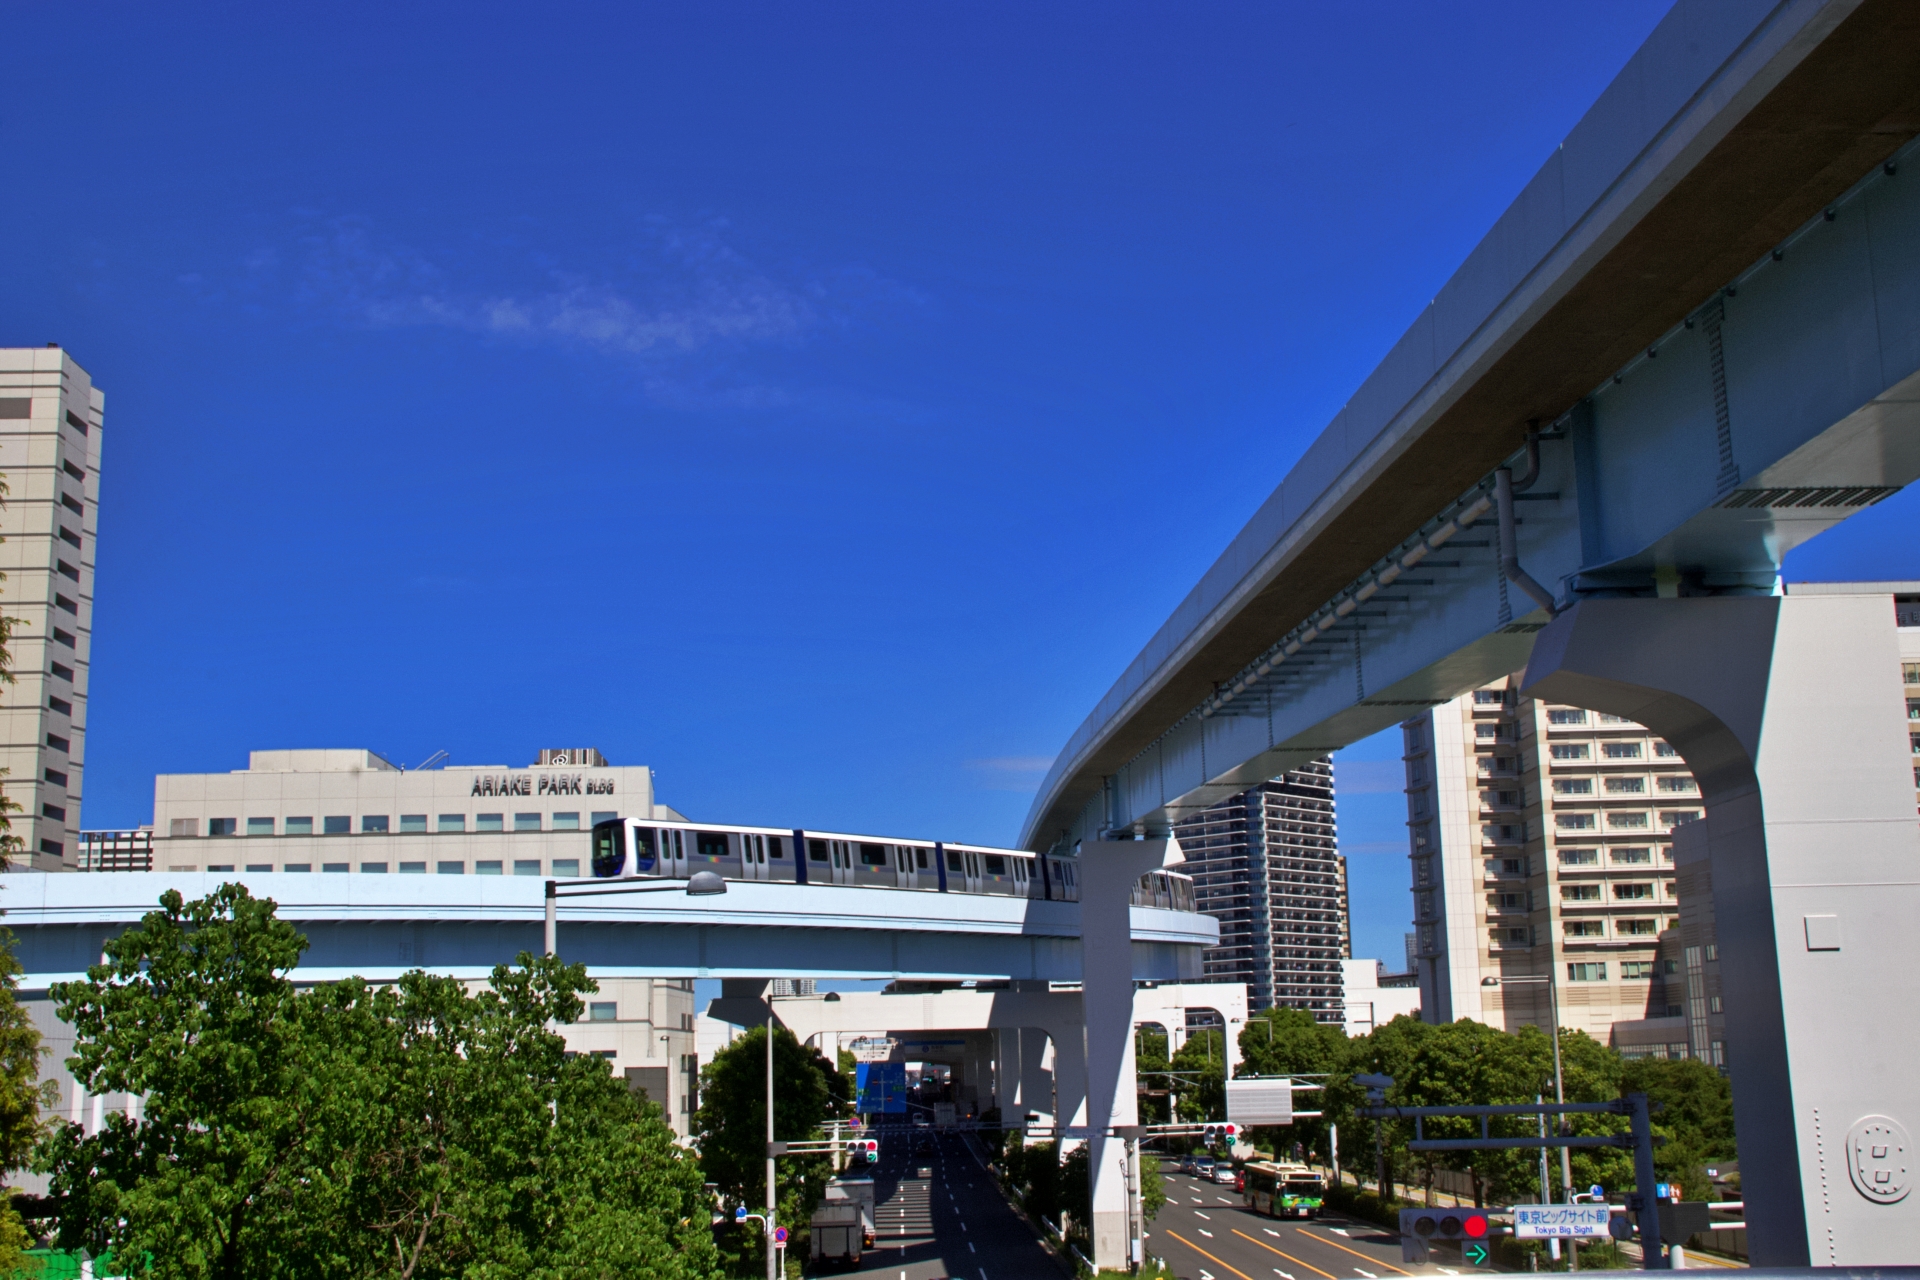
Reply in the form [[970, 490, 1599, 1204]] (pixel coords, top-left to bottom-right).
[[1210, 1161, 1238, 1184], [1187, 1156, 1215, 1179]]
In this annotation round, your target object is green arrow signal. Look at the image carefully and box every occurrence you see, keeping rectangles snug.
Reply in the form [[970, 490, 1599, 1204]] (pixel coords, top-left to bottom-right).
[[1463, 1244, 1489, 1266]]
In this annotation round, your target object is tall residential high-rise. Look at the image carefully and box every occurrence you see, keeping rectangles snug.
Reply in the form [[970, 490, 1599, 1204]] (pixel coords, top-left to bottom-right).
[[0, 348, 102, 871], [1402, 679, 1699, 1045], [1171, 759, 1349, 1022]]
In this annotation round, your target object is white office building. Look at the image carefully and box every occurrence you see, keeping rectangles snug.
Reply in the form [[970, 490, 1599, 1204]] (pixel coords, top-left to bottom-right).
[[0, 347, 103, 871], [151, 747, 682, 876]]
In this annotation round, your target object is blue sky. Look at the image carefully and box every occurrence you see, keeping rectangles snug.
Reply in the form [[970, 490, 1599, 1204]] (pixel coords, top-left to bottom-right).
[[8, 2, 1915, 969]]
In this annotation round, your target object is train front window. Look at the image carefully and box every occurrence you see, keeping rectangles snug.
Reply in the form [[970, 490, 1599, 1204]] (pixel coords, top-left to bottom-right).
[[590, 822, 626, 878]]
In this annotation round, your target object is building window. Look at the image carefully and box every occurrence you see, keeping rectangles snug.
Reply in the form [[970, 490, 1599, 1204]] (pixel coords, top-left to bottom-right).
[[1599, 713, 1636, 725], [361, 862, 388, 873], [324, 816, 351, 835], [1709, 995, 1722, 1014], [48, 696, 71, 716], [1550, 744, 1589, 760], [1553, 778, 1593, 795], [1562, 885, 1601, 902], [514, 860, 542, 876], [1906, 662, 1920, 686], [169, 819, 195, 837], [513, 813, 541, 832], [438, 815, 465, 833], [284, 863, 311, 873], [1564, 920, 1604, 937], [1559, 849, 1598, 866], [1556, 813, 1596, 830], [323, 862, 349, 873], [1567, 962, 1607, 982], [363, 815, 390, 834], [1605, 776, 1646, 795], [1620, 961, 1653, 979], [247, 817, 274, 835], [475, 814, 504, 833], [1602, 742, 1643, 759], [1608, 812, 1650, 830], [589, 1002, 617, 1022], [1659, 810, 1701, 829], [1613, 883, 1654, 901], [206, 863, 234, 872], [1474, 690, 1505, 706], [1705, 944, 1718, 961], [1617, 919, 1659, 936], [388, 814, 422, 833], [209, 818, 237, 837], [552, 812, 581, 831], [39, 839, 64, 857], [41, 804, 65, 821], [1656, 776, 1697, 794], [399, 861, 427, 874], [286, 816, 314, 835], [552, 858, 580, 877], [1654, 740, 1679, 757], [1612, 847, 1652, 865], [245, 863, 272, 872], [437, 861, 464, 874], [1547, 708, 1587, 724], [50, 661, 73, 682], [476, 860, 503, 875], [44, 768, 67, 787], [591, 811, 617, 825]]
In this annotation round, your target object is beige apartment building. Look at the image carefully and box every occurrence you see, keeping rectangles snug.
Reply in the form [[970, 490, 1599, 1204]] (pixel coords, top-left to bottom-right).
[[1402, 680, 1699, 1051], [0, 347, 102, 870]]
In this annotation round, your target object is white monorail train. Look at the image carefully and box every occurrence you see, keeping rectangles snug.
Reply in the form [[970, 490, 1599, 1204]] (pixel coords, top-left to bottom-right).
[[588, 817, 1197, 910]]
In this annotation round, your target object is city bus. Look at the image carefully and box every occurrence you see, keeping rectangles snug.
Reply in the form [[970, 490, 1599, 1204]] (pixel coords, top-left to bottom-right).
[[1242, 1162, 1325, 1219]]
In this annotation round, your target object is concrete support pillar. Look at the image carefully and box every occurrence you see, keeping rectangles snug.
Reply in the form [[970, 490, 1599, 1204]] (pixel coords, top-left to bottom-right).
[[1080, 837, 1176, 1272], [1523, 595, 1920, 1267], [994, 1027, 1019, 1115], [1022, 1027, 1054, 1124]]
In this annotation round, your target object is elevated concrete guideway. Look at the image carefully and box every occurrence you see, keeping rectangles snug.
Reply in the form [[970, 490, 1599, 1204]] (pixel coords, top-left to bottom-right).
[[1023, 0, 1920, 851], [0, 871, 1218, 988]]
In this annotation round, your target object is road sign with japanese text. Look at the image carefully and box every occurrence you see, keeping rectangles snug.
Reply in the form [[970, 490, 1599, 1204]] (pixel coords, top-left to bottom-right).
[[1513, 1204, 1612, 1239]]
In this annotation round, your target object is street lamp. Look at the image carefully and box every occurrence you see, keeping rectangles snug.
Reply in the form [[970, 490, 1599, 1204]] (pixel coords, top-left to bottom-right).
[[544, 871, 728, 956], [1482, 970, 1568, 1202]]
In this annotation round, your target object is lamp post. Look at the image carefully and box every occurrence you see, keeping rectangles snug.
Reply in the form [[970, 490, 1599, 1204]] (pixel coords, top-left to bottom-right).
[[543, 870, 729, 956], [1482, 970, 1569, 1202]]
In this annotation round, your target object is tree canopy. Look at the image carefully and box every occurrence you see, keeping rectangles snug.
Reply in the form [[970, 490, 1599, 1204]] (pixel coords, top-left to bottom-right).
[[40, 885, 721, 1280]]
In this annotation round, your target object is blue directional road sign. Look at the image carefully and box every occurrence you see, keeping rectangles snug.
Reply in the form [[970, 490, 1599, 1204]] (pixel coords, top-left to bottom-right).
[[855, 1062, 908, 1114]]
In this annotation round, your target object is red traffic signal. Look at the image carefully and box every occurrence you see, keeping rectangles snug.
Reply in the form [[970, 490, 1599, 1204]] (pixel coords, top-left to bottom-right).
[[1408, 1212, 1490, 1240], [1462, 1213, 1489, 1239]]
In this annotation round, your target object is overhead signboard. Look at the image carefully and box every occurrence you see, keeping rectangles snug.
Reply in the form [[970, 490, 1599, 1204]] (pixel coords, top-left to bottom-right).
[[854, 1062, 907, 1113], [1225, 1077, 1292, 1126], [1513, 1204, 1613, 1239], [846, 1036, 898, 1063]]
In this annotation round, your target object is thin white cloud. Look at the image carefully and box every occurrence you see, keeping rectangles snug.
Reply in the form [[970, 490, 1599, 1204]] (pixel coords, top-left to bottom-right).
[[224, 215, 925, 407]]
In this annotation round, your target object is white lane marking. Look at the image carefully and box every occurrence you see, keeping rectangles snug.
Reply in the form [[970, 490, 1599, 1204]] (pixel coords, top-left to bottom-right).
[[1199, 1228, 1215, 1238], [1191, 1197, 1206, 1203], [1265, 1228, 1281, 1237], [1437, 1269, 1460, 1276], [1217, 1196, 1236, 1204], [1194, 1211, 1211, 1220], [1355, 1270, 1378, 1278], [1275, 1271, 1294, 1279], [1200, 1271, 1216, 1280], [1329, 1227, 1351, 1236], [969, 1242, 976, 1253]]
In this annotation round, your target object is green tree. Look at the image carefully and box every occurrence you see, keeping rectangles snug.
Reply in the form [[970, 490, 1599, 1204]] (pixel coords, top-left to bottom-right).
[[1621, 1055, 1735, 1197], [1134, 1026, 1173, 1124], [1168, 1028, 1226, 1123], [693, 1024, 840, 1275], [41, 886, 722, 1280], [1237, 1007, 1349, 1162], [0, 933, 49, 1274]]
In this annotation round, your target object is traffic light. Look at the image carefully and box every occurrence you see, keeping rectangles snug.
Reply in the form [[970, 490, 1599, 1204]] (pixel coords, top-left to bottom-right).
[[845, 1138, 879, 1162], [1202, 1123, 1239, 1150], [1398, 1208, 1495, 1265]]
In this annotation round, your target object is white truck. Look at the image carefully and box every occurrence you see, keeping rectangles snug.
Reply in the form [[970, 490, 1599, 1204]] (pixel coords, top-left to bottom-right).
[[810, 1175, 877, 1266]]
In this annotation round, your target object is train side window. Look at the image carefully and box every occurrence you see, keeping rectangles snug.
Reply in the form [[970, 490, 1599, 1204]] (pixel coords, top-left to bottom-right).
[[946, 850, 963, 872], [915, 848, 928, 869], [808, 839, 829, 863], [768, 836, 785, 859], [695, 831, 729, 861], [859, 843, 888, 868], [983, 854, 1007, 876]]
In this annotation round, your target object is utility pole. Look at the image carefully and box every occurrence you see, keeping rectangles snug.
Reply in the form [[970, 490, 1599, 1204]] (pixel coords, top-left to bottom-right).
[[766, 1011, 777, 1280]]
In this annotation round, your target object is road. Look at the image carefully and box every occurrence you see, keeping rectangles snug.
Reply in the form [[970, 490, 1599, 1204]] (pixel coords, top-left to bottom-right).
[[1151, 1170, 1452, 1280], [821, 1127, 1064, 1279]]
